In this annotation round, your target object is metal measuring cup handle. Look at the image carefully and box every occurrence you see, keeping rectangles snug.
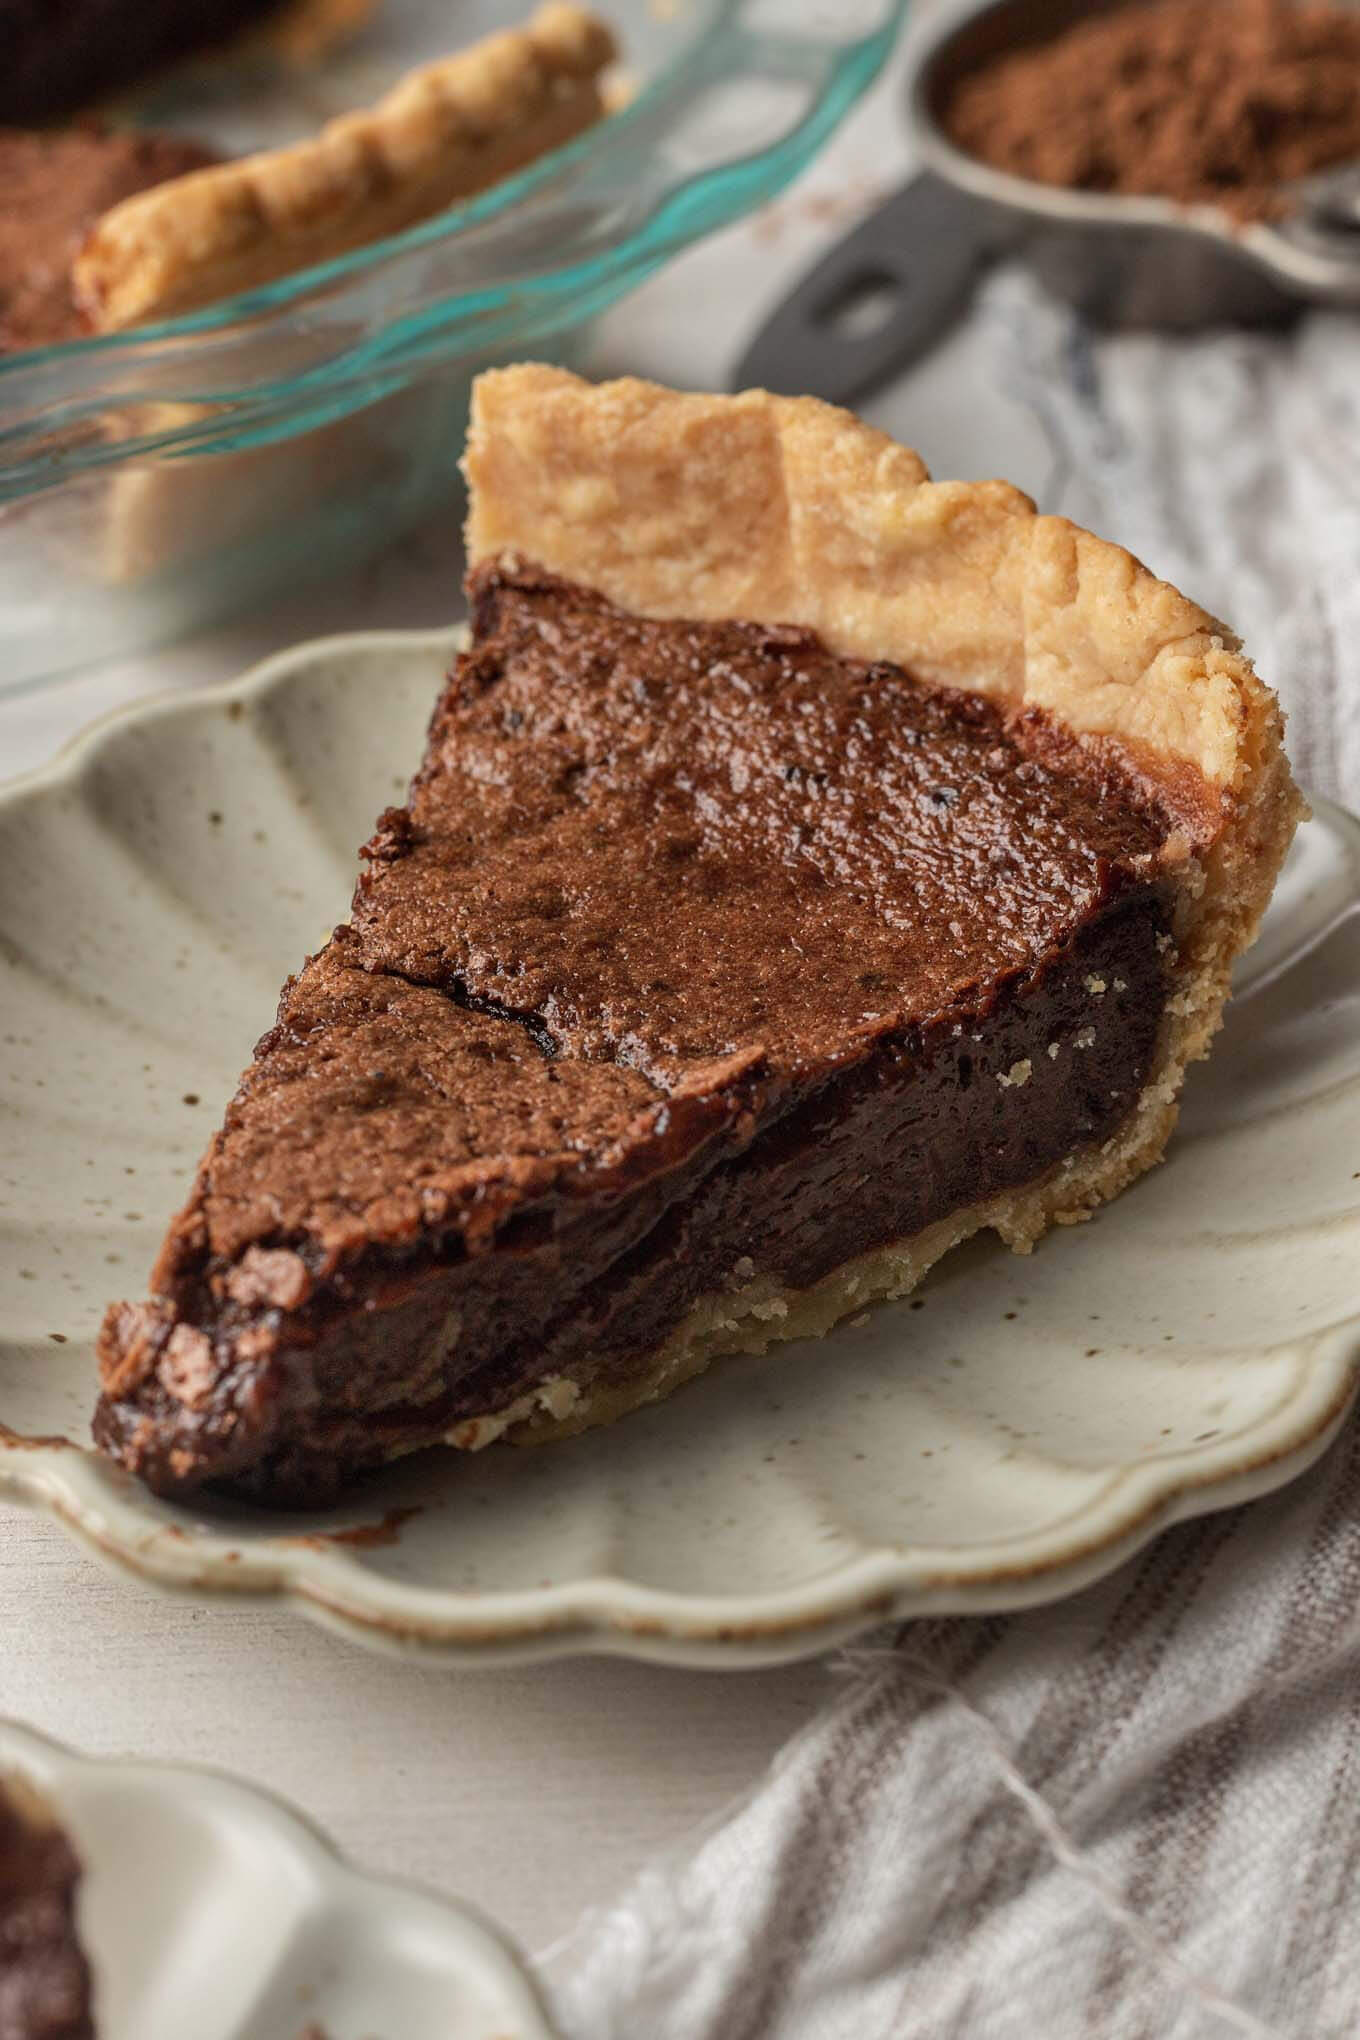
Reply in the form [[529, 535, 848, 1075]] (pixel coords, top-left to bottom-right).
[[732, 172, 1024, 402]]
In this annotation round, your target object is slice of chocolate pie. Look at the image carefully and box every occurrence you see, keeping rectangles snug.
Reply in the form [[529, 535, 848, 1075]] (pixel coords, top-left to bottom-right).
[[95, 366, 1301, 1505], [0, 1776, 96, 2040]]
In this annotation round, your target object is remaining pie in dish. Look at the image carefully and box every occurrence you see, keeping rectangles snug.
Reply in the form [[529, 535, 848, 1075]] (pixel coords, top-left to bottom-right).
[[72, 2, 617, 331], [0, 1775, 95, 2040], [95, 366, 1302, 1504], [0, 5, 616, 353]]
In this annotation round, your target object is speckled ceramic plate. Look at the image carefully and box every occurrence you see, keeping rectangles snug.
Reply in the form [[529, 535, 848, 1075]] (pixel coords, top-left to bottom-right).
[[0, 1719, 556, 2038], [2, 631, 1358, 1667]]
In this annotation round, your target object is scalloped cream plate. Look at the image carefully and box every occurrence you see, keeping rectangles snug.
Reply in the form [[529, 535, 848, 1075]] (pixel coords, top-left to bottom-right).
[[2, 631, 1359, 1667], [0, 1720, 556, 2038]]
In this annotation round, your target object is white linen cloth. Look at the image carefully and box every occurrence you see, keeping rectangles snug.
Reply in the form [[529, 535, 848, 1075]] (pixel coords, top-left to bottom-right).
[[546, 279, 1360, 2039]]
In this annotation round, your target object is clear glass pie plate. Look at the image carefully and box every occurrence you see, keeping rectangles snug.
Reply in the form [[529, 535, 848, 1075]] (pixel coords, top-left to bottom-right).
[[0, 0, 906, 693]]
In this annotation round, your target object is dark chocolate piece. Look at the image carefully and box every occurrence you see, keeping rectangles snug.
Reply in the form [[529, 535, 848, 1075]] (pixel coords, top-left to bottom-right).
[[96, 564, 1176, 1503]]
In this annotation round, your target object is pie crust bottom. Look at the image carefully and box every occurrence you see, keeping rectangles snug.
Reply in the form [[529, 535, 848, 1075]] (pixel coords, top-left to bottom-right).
[[442, 1076, 1180, 1458]]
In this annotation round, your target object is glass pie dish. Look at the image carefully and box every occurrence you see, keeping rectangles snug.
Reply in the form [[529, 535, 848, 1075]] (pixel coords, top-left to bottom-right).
[[0, 0, 906, 693]]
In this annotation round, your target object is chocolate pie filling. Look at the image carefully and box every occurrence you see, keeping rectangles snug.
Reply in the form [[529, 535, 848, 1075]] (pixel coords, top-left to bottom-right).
[[0, 127, 221, 353], [0, 1786, 95, 2040], [96, 563, 1178, 1504]]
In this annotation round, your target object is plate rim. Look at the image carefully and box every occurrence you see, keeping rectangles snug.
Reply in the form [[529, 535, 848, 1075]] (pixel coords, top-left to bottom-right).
[[2, 629, 1358, 1669], [0, 1718, 559, 2037]]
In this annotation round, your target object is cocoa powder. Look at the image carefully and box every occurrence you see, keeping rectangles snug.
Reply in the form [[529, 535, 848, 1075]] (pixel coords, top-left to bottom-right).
[[943, 0, 1360, 222]]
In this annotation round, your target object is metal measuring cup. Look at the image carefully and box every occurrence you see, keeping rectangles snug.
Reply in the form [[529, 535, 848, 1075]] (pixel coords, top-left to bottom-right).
[[737, 0, 1360, 404]]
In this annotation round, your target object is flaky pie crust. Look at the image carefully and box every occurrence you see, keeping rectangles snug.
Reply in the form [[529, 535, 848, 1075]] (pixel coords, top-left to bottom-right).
[[446, 363, 1304, 1452], [73, 3, 616, 331]]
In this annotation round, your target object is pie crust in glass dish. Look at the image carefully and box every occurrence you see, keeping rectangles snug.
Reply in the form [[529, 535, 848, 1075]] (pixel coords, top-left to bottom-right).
[[72, 2, 618, 331], [0, 6, 615, 354]]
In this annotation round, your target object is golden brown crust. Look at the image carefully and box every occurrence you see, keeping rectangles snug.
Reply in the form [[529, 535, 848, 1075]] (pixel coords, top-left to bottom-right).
[[73, 4, 616, 331], [464, 365, 1282, 799], [443, 364, 1304, 1451]]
